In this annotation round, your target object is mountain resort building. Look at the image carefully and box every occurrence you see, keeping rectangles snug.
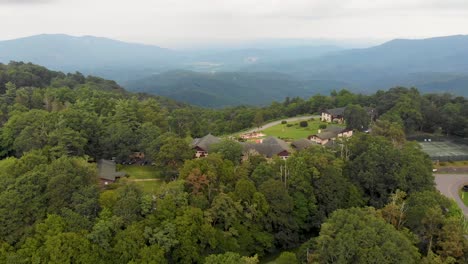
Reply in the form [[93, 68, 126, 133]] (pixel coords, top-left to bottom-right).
[[321, 107, 346, 123], [191, 134, 222, 158], [308, 126, 353, 145], [242, 136, 291, 160]]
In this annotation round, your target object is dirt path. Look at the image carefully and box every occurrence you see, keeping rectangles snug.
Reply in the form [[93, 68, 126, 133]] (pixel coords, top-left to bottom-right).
[[242, 115, 319, 134], [434, 174, 468, 218]]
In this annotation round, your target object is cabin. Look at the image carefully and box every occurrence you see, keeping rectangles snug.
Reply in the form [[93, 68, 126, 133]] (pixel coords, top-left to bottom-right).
[[322, 106, 378, 124], [308, 126, 353, 145], [191, 134, 222, 158], [291, 138, 316, 151], [321, 107, 346, 123], [242, 136, 291, 160], [98, 159, 127, 186]]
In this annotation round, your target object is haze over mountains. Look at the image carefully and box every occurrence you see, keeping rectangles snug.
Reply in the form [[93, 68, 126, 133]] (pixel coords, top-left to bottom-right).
[[1, 34, 468, 107]]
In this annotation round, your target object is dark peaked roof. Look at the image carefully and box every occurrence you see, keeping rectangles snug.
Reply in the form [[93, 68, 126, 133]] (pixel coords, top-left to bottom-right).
[[191, 134, 221, 152], [312, 126, 350, 140], [242, 136, 290, 158], [98, 159, 126, 182], [291, 138, 316, 150], [324, 107, 346, 116]]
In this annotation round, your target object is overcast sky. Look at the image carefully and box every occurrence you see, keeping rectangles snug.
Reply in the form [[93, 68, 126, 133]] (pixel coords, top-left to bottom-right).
[[1, 0, 468, 48]]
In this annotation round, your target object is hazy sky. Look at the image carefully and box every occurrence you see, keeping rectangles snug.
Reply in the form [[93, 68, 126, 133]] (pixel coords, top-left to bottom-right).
[[1, 0, 468, 48]]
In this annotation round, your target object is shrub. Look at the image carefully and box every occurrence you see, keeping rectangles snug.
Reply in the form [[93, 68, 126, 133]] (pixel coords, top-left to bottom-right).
[[299, 121, 308, 127], [319, 124, 327, 129], [281, 120, 287, 124], [286, 124, 293, 127]]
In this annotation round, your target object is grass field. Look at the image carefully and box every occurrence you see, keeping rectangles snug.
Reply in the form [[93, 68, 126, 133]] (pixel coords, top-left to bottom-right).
[[133, 181, 164, 194], [261, 120, 340, 140], [459, 190, 468, 207], [117, 165, 164, 194], [419, 141, 468, 161], [118, 165, 162, 179]]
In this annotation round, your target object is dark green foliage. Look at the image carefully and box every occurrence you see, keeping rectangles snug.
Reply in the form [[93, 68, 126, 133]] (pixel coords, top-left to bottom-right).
[[344, 104, 371, 131], [311, 207, 421, 263], [0, 62, 467, 263], [299, 121, 308, 127]]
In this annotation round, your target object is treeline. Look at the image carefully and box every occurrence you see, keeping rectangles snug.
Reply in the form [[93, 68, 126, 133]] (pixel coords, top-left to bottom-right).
[[0, 62, 467, 263]]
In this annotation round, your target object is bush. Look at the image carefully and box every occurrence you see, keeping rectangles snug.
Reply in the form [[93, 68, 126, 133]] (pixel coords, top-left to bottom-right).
[[286, 124, 293, 127], [299, 121, 308, 127], [281, 120, 287, 124], [319, 124, 327, 129]]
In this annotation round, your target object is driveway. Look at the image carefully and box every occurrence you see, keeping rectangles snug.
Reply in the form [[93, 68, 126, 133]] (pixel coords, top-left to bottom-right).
[[434, 174, 468, 217], [242, 115, 319, 134]]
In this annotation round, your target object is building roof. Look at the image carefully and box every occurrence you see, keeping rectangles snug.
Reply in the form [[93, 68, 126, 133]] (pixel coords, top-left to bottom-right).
[[98, 159, 126, 181], [291, 138, 316, 150], [311, 126, 350, 140], [324, 107, 346, 116], [242, 136, 290, 158], [191, 134, 221, 152]]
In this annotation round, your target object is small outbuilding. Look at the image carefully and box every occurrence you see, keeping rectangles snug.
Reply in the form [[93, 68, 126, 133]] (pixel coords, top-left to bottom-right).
[[98, 159, 127, 185]]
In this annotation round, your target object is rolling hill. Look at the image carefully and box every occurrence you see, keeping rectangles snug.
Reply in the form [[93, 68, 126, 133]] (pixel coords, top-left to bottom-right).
[[124, 70, 349, 107], [0, 34, 182, 81], [249, 35, 468, 95]]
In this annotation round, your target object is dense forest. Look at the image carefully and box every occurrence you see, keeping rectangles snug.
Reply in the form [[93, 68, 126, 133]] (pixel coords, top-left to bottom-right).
[[0, 62, 467, 263]]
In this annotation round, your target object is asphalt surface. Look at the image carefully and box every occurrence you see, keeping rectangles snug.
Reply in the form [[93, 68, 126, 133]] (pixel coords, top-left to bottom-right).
[[434, 174, 468, 217], [243, 115, 318, 134]]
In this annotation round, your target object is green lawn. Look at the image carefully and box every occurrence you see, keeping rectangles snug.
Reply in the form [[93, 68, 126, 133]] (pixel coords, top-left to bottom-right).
[[460, 190, 468, 207], [262, 120, 336, 140], [133, 180, 164, 194], [118, 165, 162, 179], [116, 165, 164, 194]]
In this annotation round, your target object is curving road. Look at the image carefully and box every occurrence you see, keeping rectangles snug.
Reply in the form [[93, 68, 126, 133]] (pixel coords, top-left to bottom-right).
[[435, 174, 468, 217], [242, 115, 319, 134]]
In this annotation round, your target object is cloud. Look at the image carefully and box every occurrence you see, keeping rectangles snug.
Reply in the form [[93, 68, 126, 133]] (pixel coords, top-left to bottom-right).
[[0, 0, 56, 4]]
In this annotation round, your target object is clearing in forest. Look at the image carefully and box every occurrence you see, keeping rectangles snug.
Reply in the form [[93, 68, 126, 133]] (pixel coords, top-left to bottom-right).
[[261, 119, 342, 140]]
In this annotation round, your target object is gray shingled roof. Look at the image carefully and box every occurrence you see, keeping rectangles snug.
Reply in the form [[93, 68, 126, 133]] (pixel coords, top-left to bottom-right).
[[242, 136, 290, 158], [291, 138, 315, 150], [191, 134, 221, 152], [324, 107, 346, 116], [314, 126, 349, 140], [98, 159, 126, 181]]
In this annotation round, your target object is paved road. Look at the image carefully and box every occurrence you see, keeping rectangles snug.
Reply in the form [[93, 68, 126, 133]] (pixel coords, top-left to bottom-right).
[[434, 174, 468, 217], [242, 115, 319, 134]]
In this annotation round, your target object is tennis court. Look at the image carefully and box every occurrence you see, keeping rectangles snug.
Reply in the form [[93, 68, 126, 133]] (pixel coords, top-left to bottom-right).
[[419, 141, 468, 161]]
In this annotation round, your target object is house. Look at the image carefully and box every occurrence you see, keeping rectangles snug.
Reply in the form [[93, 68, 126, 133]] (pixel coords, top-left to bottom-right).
[[321, 106, 378, 124], [291, 138, 317, 151], [191, 134, 222, 158], [321, 107, 346, 123], [308, 126, 353, 145], [242, 136, 291, 160], [98, 159, 127, 185]]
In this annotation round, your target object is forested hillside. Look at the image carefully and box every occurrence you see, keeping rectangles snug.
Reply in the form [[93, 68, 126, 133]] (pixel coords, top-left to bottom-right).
[[0, 62, 467, 263], [124, 70, 347, 107], [249, 35, 468, 96]]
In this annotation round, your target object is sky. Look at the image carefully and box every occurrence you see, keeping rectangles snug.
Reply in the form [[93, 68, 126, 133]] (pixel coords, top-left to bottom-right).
[[1, 0, 468, 48]]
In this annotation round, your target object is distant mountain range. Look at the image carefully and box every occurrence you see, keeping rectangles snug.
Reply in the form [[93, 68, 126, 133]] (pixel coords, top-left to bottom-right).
[[248, 35, 468, 95], [0, 34, 341, 82], [1, 34, 468, 107], [124, 70, 348, 107]]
